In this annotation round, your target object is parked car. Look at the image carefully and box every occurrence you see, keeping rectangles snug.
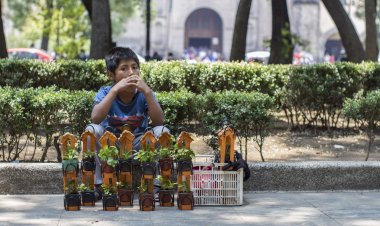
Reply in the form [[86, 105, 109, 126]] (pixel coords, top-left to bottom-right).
[[246, 50, 315, 65], [245, 51, 270, 64], [7, 48, 53, 62]]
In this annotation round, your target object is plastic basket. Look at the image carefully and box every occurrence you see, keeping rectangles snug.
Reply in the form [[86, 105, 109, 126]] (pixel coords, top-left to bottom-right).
[[190, 155, 243, 206]]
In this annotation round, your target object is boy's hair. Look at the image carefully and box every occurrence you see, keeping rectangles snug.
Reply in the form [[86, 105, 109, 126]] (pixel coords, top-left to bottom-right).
[[105, 47, 140, 74]]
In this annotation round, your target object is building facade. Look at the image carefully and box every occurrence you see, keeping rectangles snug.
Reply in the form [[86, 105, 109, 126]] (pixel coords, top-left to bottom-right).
[[115, 0, 365, 61]]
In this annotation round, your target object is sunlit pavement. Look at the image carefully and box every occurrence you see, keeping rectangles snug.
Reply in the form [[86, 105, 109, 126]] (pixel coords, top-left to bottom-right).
[[0, 191, 379, 226]]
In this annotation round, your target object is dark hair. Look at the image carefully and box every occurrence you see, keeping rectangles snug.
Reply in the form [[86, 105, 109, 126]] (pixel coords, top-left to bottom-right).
[[105, 47, 140, 73]]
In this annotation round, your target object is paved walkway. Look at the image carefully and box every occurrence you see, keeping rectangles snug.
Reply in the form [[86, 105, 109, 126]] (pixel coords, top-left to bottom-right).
[[0, 191, 379, 226]]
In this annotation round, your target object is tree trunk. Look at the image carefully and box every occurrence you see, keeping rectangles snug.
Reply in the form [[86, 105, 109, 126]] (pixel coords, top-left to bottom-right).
[[0, 0, 7, 58], [365, 0, 378, 61], [90, 0, 112, 59], [365, 130, 374, 161], [145, 0, 151, 60], [322, 0, 366, 62], [268, 0, 293, 64], [230, 0, 252, 61], [40, 0, 53, 51], [81, 0, 92, 21]]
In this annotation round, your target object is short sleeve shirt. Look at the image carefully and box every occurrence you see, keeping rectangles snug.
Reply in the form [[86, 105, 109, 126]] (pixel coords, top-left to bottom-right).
[[94, 85, 154, 134]]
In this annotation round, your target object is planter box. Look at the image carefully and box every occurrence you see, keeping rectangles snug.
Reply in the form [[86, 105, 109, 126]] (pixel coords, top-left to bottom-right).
[[159, 189, 174, 207], [81, 157, 95, 172], [102, 194, 119, 211], [141, 162, 156, 179], [81, 191, 95, 206], [159, 158, 173, 177], [118, 159, 133, 173], [177, 160, 193, 175], [102, 163, 115, 174], [62, 159, 79, 174], [64, 194, 81, 211], [118, 188, 134, 206], [139, 193, 155, 211], [177, 192, 194, 210]]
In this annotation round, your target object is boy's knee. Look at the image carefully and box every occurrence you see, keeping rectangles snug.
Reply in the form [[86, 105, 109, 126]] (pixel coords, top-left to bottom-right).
[[85, 123, 105, 137], [151, 126, 170, 137]]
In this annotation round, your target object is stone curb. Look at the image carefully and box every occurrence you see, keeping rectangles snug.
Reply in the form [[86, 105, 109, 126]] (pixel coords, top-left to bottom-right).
[[1, 161, 380, 194], [244, 161, 380, 191]]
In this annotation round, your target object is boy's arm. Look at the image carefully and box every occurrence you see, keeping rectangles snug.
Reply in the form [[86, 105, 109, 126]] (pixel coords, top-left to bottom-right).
[[91, 88, 118, 124], [129, 74, 164, 126], [144, 89, 164, 126]]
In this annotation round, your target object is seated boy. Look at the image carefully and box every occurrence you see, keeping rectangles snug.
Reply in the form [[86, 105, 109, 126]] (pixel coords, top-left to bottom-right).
[[85, 47, 168, 199]]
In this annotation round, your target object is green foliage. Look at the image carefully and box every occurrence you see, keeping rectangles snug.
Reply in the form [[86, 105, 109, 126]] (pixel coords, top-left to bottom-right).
[[83, 151, 95, 159], [120, 149, 134, 160], [175, 147, 195, 161], [98, 146, 118, 167], [101, 184, 117, 195], [5, 0, 90, 58], [343, 89, 380, 128], [116, 181, 132, 190], [178, 181, 190, 193], [134, 146, 156, 163], [0, 59, 108, 90], [156, 175, 176, 190], [197, 91, 274, 161], [110, 0, 141, 36], [137, 182, 148, 193], [157, 147, 174, 160], [156, 90, 197, 133], [282, 63, 364, 129], [77, 183, 90, 192], [3, 61, 380, 162], [64, 179, 78, 194], [343, 89, 380, 160], [63, 147, 79, 160]]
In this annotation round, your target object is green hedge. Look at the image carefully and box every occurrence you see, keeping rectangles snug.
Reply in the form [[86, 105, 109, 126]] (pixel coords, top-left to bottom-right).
[[0, 59, 108, 90], [0, 87, 274, 162], [0, 60, 288, 95], [0, 87, 95, 162]]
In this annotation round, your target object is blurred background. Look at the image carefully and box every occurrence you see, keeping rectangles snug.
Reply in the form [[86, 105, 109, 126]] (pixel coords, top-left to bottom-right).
[[0, 0, 378, 64]]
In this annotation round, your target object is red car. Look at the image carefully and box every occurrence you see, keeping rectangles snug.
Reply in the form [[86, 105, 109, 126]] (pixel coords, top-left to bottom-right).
[[7, 48, 53, 62]]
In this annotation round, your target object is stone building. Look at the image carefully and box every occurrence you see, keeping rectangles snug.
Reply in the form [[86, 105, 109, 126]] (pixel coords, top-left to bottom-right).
[[116, 0, 366, 61]]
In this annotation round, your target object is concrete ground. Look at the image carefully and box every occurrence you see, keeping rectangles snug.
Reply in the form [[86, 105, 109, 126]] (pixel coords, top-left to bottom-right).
[[0, 191, 379, 226]]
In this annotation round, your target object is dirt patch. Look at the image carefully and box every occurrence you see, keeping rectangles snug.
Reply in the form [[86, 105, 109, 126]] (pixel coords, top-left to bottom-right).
[[190, 131, 380, 162]]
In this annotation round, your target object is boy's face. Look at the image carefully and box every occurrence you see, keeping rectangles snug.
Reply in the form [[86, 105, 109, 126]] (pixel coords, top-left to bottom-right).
[[109, 59, 140, 91]]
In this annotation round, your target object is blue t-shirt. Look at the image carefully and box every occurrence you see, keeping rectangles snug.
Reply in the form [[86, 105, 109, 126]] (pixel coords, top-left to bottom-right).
[[94, 85, 155, 135]]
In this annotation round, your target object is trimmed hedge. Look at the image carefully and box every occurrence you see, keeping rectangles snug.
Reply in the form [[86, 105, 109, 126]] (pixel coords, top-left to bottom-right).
[[1, 60, 380, 161], [0, 60, 287, 95], [0, 59, 108, 90], [0, 87, 95, 162], [0, 87, 274, 162]]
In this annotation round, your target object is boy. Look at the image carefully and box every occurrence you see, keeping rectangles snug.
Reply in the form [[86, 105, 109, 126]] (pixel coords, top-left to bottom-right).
[[85, 47, 168, 199]]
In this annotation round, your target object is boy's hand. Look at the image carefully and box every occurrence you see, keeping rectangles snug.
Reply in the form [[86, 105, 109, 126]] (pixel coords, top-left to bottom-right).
[[113, 74, 151, 95], [127, 75, 151, 95]]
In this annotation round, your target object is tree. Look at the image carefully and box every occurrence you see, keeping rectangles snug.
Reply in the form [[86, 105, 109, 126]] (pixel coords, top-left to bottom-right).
[[322, 0, 366, 62], [81, 0, 92, 20], [82, 0, 140, 38], [0, 0, 7, 58], [365, 0, 378, 61], [230, 0, 252, 61], [90, 0, 112, 59], [343, 90, 380, 161], [40, 0, 53, 50], [145, 0, 151, 60], [268, 0, 293, 64]]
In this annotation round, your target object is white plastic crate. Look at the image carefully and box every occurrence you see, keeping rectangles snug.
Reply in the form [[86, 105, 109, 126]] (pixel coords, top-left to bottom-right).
[[190, 155, 243, 206]]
